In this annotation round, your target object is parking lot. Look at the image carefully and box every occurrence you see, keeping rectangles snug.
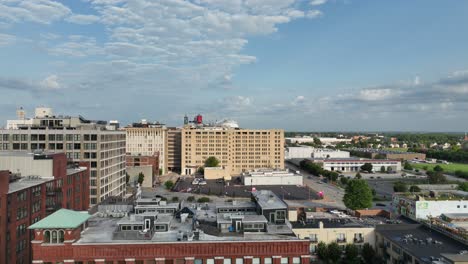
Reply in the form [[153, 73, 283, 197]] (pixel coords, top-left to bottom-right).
[[173, 177, 319, 200]]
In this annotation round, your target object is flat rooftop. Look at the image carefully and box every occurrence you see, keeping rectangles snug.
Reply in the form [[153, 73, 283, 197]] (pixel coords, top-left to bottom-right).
[[348, 148, 422, 155], [252, 190, 287, 210], [376, 224, 468, 262], [8, 176, 54, 194]]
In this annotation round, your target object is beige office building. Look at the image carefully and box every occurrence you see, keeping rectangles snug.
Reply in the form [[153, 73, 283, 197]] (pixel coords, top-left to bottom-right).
[[1, 107, 126, 206], [181, 126, 284, 175], [125, 125, 167, 174]]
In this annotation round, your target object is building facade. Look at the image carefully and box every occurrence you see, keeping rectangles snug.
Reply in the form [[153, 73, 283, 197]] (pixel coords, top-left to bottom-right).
[[285, 147, 350, 160], [125, 124, 167, 174], [242, 169, 303, 186], [319, 159, 402, 173], [166, 127, 182, 173], [0, 152, 89, 264], [1, 108, 126, 206], [393, 193, 468, 220], [181, 127, 284, 175]]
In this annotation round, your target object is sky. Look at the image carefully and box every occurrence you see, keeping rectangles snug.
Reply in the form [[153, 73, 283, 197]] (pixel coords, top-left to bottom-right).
[[1, 0, 468, 132]]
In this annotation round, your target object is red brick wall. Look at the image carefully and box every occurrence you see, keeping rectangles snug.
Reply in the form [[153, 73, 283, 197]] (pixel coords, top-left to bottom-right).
[[0, 171, 9, 264], [126, 154, 160, 176], [32, 240, 310, 263]]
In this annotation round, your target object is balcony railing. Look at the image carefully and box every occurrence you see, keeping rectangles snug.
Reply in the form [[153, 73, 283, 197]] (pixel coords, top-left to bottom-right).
[[354, 237, 364, 243]]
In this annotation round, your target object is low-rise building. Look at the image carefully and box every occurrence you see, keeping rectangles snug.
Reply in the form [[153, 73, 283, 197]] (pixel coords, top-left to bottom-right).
[[393, 192, 468, 221], [375, 224, 468, 264], [242, 169, 303, 186], [285, 146, 349, 160], [28, 190, 310, 264], [317, 158, 401, 173], [348, 148, 426, 161]]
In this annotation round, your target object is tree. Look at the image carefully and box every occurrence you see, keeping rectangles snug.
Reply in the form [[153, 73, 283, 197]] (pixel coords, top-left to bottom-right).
[[361, 243, 376, 264], [393, 181, 408, 192], [197, 197, 210, 203], [458, 182, 468, 192], [344, 244, 359, 262], [197, 166, 205, 175], [380, 166, 385, 173], [404, 162, 413, 170], [386, 166, 393, 173], [428, 171, 447, 184], [343, 179, 373, 210], [361, 163, 373, 173], [340, 177, 349, 185], [164, 180, 174, 190], [313, 137, 322, 145], [374, 154, 386, 159], [409, 185, 421, 192], [137, 172, 145, 185], [187, 196, 195, 202], [330, 171, 339, 182], [316, 242, 328, 261], [204, 156, 220, 167], [434, 165, 444, 172], [327, 242, 342, 263], [355, 172, 362, 179]]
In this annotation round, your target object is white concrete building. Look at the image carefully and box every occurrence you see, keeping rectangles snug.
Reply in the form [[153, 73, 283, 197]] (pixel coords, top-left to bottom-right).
[[318, 158, 401, 172], [393, 192, 468, 220], [285, 146, 350, 159], [285, 136, 351, 146], [242, 169, 303, 186]]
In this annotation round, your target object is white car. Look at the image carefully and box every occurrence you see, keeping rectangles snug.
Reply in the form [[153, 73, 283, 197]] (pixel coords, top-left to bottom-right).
[[198, 180, 207, 185], [192, 178, 200, 185]]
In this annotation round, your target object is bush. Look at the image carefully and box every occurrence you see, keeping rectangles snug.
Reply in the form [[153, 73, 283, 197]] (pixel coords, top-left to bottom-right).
[[409, 185, 421, 192], [171, 196, 179, 202], [393, 181, 408, 192], [164, 180, 174, 190], [434, 165, 444, 172], [187, 196, 195, 202], [197, 197, 210, 203]]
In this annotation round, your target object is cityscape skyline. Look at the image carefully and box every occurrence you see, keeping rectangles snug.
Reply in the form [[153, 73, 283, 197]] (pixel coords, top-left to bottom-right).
[[1, 0, 468, 131]]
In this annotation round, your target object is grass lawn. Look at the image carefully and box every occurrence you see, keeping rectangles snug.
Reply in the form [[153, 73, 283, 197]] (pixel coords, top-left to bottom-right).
[[411, 162, 468, 173], [382, 148, 408, 152]]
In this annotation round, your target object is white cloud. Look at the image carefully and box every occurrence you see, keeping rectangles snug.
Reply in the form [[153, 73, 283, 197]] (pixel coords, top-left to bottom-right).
[[306, 10, 323, 18], [0, 0, 71, 24], [66, 14, 100, 25], [0, 33, 16, 46], [40, 75, 61, 90], [310, 0, 328, 6]]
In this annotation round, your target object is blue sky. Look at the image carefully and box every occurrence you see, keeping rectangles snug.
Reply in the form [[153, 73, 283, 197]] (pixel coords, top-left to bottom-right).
[[1, 0, 468, 131]]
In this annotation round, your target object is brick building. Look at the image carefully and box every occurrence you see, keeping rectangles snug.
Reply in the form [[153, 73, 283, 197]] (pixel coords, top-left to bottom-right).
[[0, 152, 89, 264], [126, 154, 160, 187], [29, 191, 310, 264]]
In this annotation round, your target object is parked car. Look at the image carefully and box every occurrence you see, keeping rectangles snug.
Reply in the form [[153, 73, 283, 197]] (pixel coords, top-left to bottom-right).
[[198, 180, 207, 185], [216, 178, 224, 183], [192, 178, 200, 185]]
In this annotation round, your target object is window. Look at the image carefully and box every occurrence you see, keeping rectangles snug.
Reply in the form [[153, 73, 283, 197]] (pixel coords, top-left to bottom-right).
[[44, 231, 50, 243], [58, 231, 64, 243], [235, 259, 243, 264], [207, 260, 214, 264], [51, 231, 58, 243], [224, 259, 232, 264], [195, 260, 203, 264], [280, 258, 288, 264], [292, 258, 300, 264], [264, 259, 272, 264], [253, 259, 260, 264]]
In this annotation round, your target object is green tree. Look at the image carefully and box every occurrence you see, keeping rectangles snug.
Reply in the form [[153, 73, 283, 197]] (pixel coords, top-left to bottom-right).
[[313, 137, 322, 145], [380, 166, 385, 173], [197, 166, 205, 175], [386, 166, 393, 173], [187, 196, 195, 202], [197, 197, 210, 203], [344, 244, 359, 262], [428, 171, 447, 184], [137, 172, 145, 185], [316, 242, 328, 261], [340, 177, 349, 185], [171, 196, 179, 202], [355, 172, 362, 179], [361, 243, 376, 264], [204, 156, 220, 167], [434, 165, 444, 172], [330, 171, 339, 182], [393, 181, 408, 192], [404, 162, 413, 170], [343, 179, 373, 210], [327, 242, 342, 263], [458, 182, 468, 192], [164, 180, 174, 190], [361, 163, 373, 173], [409, 185, 421, 192]]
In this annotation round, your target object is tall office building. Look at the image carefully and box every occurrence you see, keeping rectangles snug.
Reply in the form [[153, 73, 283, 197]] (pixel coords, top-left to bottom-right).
[[181, 124, 284, 175], [166, 127, 182, 173], [0, 107, 126, 206], [125, 120, 167, 174]]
